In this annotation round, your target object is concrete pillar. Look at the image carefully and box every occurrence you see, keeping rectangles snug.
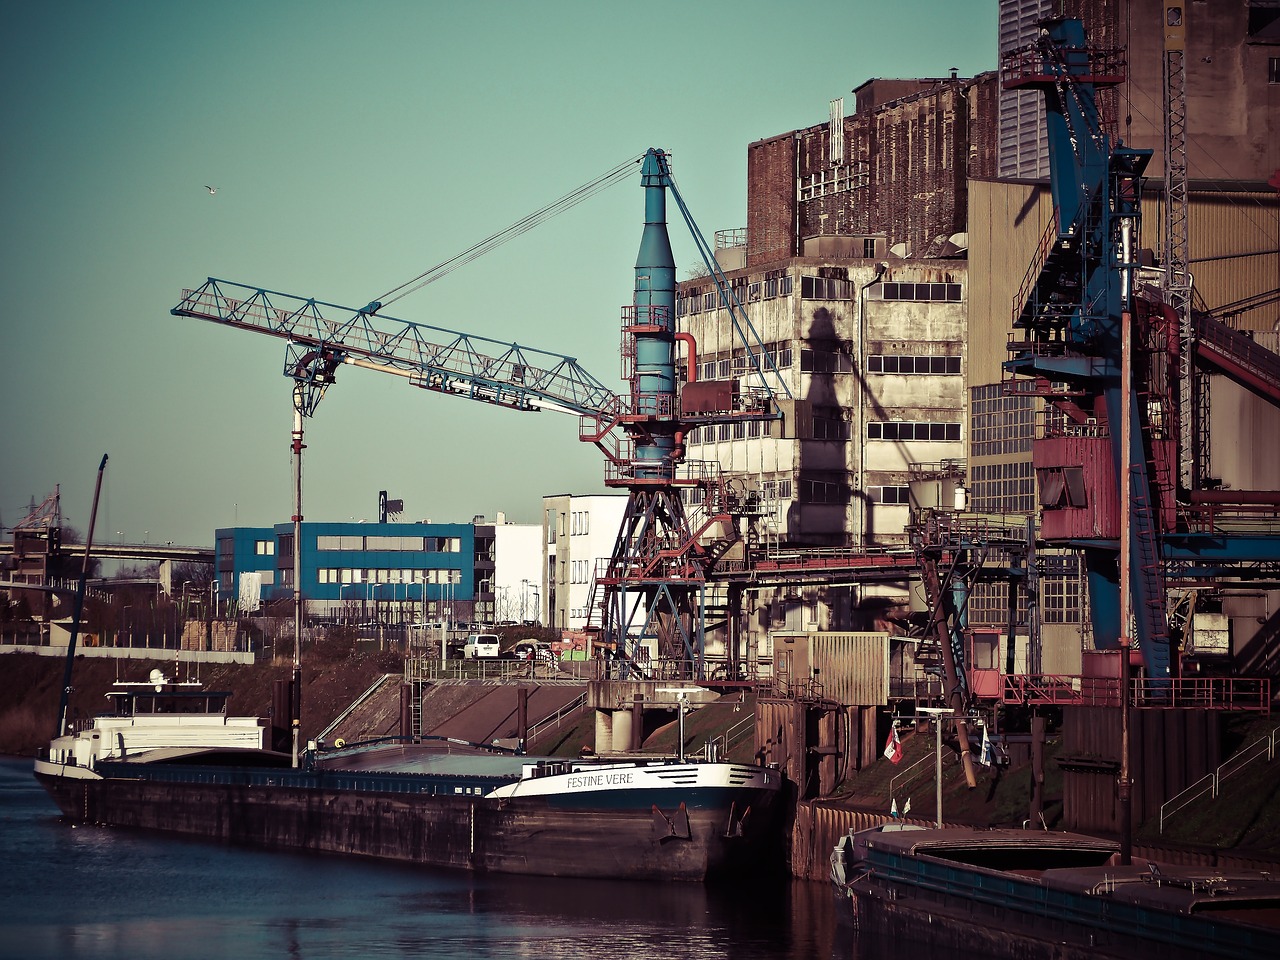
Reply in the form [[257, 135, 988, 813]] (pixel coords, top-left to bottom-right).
[[594, 709, 613, 754], [613, 709, 633, 754]]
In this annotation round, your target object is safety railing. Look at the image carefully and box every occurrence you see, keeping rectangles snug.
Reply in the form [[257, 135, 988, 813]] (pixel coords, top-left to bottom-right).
[[1159, 725, 1280, 833]]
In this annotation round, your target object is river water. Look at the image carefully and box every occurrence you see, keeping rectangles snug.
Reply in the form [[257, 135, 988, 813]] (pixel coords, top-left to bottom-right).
[[1, 757, 950, 960]]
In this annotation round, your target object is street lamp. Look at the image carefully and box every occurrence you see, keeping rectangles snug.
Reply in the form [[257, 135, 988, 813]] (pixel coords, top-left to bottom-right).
[[910, 707, 982, 829]]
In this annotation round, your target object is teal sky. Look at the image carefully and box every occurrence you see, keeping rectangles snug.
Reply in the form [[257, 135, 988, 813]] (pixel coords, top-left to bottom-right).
[[1, 0, 997, 547]]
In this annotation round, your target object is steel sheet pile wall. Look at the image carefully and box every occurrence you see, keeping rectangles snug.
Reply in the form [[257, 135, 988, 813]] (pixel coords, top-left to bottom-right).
[[1060, 706, 1221, 834]]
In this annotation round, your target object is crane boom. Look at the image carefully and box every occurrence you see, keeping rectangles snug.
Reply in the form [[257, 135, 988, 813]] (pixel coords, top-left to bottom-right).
[[172, 278, 621, 420]]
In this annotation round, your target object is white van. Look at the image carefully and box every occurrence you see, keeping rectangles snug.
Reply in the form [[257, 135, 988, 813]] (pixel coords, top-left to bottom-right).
[[462, 633, 500, 659]]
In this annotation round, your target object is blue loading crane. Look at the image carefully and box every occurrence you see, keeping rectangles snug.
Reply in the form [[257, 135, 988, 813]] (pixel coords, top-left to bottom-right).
[[1002, 18, 1170, 678], [1003, 18, 1280, 684]]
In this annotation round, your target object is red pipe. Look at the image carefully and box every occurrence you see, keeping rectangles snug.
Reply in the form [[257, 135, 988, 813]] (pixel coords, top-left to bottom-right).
[[674, 332, 698, 382], [1190, 489, 1280, 505]]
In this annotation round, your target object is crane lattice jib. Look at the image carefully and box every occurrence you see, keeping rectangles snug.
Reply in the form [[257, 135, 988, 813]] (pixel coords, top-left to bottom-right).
[[172, 278, 621, 420]]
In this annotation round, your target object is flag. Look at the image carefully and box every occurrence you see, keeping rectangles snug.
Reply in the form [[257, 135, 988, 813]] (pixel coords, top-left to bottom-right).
[[903, 797, 912, 817], [980, 726, 994, 767], [883, 721, 903, 764], [890, 798, 898, 818]]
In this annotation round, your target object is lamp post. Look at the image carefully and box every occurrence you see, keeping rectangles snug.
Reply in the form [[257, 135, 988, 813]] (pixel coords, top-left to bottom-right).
[[911, 707, 983, 829]]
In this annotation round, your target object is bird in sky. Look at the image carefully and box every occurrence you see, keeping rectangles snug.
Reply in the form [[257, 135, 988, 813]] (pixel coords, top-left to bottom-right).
[[204, 185, 217, 195]]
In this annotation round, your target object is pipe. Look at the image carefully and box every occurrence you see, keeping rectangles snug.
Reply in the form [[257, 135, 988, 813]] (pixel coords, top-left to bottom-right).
[[674, 332, 698, 383]]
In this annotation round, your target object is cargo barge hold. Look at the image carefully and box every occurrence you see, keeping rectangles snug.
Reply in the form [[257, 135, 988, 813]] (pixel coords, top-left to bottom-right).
[[831, 825, 1280, 959]]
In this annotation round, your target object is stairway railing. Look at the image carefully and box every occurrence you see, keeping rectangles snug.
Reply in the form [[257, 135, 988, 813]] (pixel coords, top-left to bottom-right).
[[1158, 725, 1280, 832]]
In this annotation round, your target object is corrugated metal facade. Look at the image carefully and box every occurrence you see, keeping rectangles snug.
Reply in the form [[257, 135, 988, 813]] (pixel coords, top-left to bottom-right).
[[773, 631, 890, 706]]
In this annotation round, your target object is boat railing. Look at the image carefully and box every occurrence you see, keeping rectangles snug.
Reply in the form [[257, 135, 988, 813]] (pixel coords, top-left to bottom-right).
[[1159, 724, 1280, 833]]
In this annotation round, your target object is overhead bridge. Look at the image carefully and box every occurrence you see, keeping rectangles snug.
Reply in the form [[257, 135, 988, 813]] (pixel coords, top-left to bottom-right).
[[1194, 311, 1280, 409]]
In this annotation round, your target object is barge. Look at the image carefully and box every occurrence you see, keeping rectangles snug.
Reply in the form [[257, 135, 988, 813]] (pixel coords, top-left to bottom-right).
[[831, 825, 1280, 959], [34, 672, 783, 882]]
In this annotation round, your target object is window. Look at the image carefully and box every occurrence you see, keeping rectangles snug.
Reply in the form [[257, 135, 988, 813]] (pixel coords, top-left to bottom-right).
[[1270, 57, 1280, 84], [1037, 466, 1089, 508], [812, 413, 850, 441], [800, 348, 855, 374], [862, 238, 877, 259], [868, 485, 911, 504], [800, 275, 853, 300], [255, 539, 274, 556], [799, 478, 848, 504]]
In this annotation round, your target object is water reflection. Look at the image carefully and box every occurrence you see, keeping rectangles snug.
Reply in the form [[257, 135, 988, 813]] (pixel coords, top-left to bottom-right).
[[3, 758, 852, 960]]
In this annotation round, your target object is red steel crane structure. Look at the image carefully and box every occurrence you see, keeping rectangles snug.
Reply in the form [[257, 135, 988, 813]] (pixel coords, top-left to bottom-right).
[[173, 149, 788, 678]]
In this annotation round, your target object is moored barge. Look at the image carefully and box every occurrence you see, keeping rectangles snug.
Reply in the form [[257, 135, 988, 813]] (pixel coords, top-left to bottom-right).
[[34, 672, 783, 882]]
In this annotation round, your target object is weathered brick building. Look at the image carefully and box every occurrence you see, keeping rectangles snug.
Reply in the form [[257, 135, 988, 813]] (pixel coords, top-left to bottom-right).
[[746, 73, 1002, 268]]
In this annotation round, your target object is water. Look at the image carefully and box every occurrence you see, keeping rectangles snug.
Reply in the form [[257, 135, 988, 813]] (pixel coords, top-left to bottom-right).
[[1, 758, 865, 960]]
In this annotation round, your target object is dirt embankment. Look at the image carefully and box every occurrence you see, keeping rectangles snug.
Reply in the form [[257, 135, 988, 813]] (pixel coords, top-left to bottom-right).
[[0, 651, 398, 757]]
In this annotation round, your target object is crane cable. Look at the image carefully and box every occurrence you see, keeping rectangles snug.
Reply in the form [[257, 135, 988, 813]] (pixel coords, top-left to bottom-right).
[[372, 154, 645, 311]]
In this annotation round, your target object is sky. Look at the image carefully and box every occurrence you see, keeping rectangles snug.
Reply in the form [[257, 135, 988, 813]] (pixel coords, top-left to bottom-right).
[[1, 0, 998, 547]]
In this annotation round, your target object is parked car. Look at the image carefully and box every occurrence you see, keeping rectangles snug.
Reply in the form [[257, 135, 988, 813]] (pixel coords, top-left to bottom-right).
[[462, 633, 500, 659]]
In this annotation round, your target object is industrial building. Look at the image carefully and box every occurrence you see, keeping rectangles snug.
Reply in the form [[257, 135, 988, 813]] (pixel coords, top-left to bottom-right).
[[541, 493, 628, 631], [675, 0, 1280, 687], [215, 516, 541, 629]]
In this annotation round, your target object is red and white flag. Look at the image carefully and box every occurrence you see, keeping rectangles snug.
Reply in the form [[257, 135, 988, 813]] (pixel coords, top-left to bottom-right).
[[883, 721, 903, 764]]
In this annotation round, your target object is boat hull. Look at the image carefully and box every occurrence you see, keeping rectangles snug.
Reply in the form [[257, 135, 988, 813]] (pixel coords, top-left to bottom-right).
[[34, 759, 782, 882]]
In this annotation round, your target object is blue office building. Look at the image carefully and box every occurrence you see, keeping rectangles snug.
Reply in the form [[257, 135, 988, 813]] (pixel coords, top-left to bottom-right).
[[215, 520, 495, 624]]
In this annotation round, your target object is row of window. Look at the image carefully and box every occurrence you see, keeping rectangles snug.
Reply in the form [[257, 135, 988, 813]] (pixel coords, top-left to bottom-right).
[[688, 419, 772, 444], [868, 354, 961, 375], [867, 421, 962, 442], [801, 275, 854, 301], [315, 535, 463, 553], [690, 419, 963, 444], [682, 277, 962, 313], [698, 342, 794, 381], [799, 479, 848, 504], [315, 568, 463, 585], [866, 281, 963, 303], [679, 275, 795, 316], [695, 347, 959, 380]]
